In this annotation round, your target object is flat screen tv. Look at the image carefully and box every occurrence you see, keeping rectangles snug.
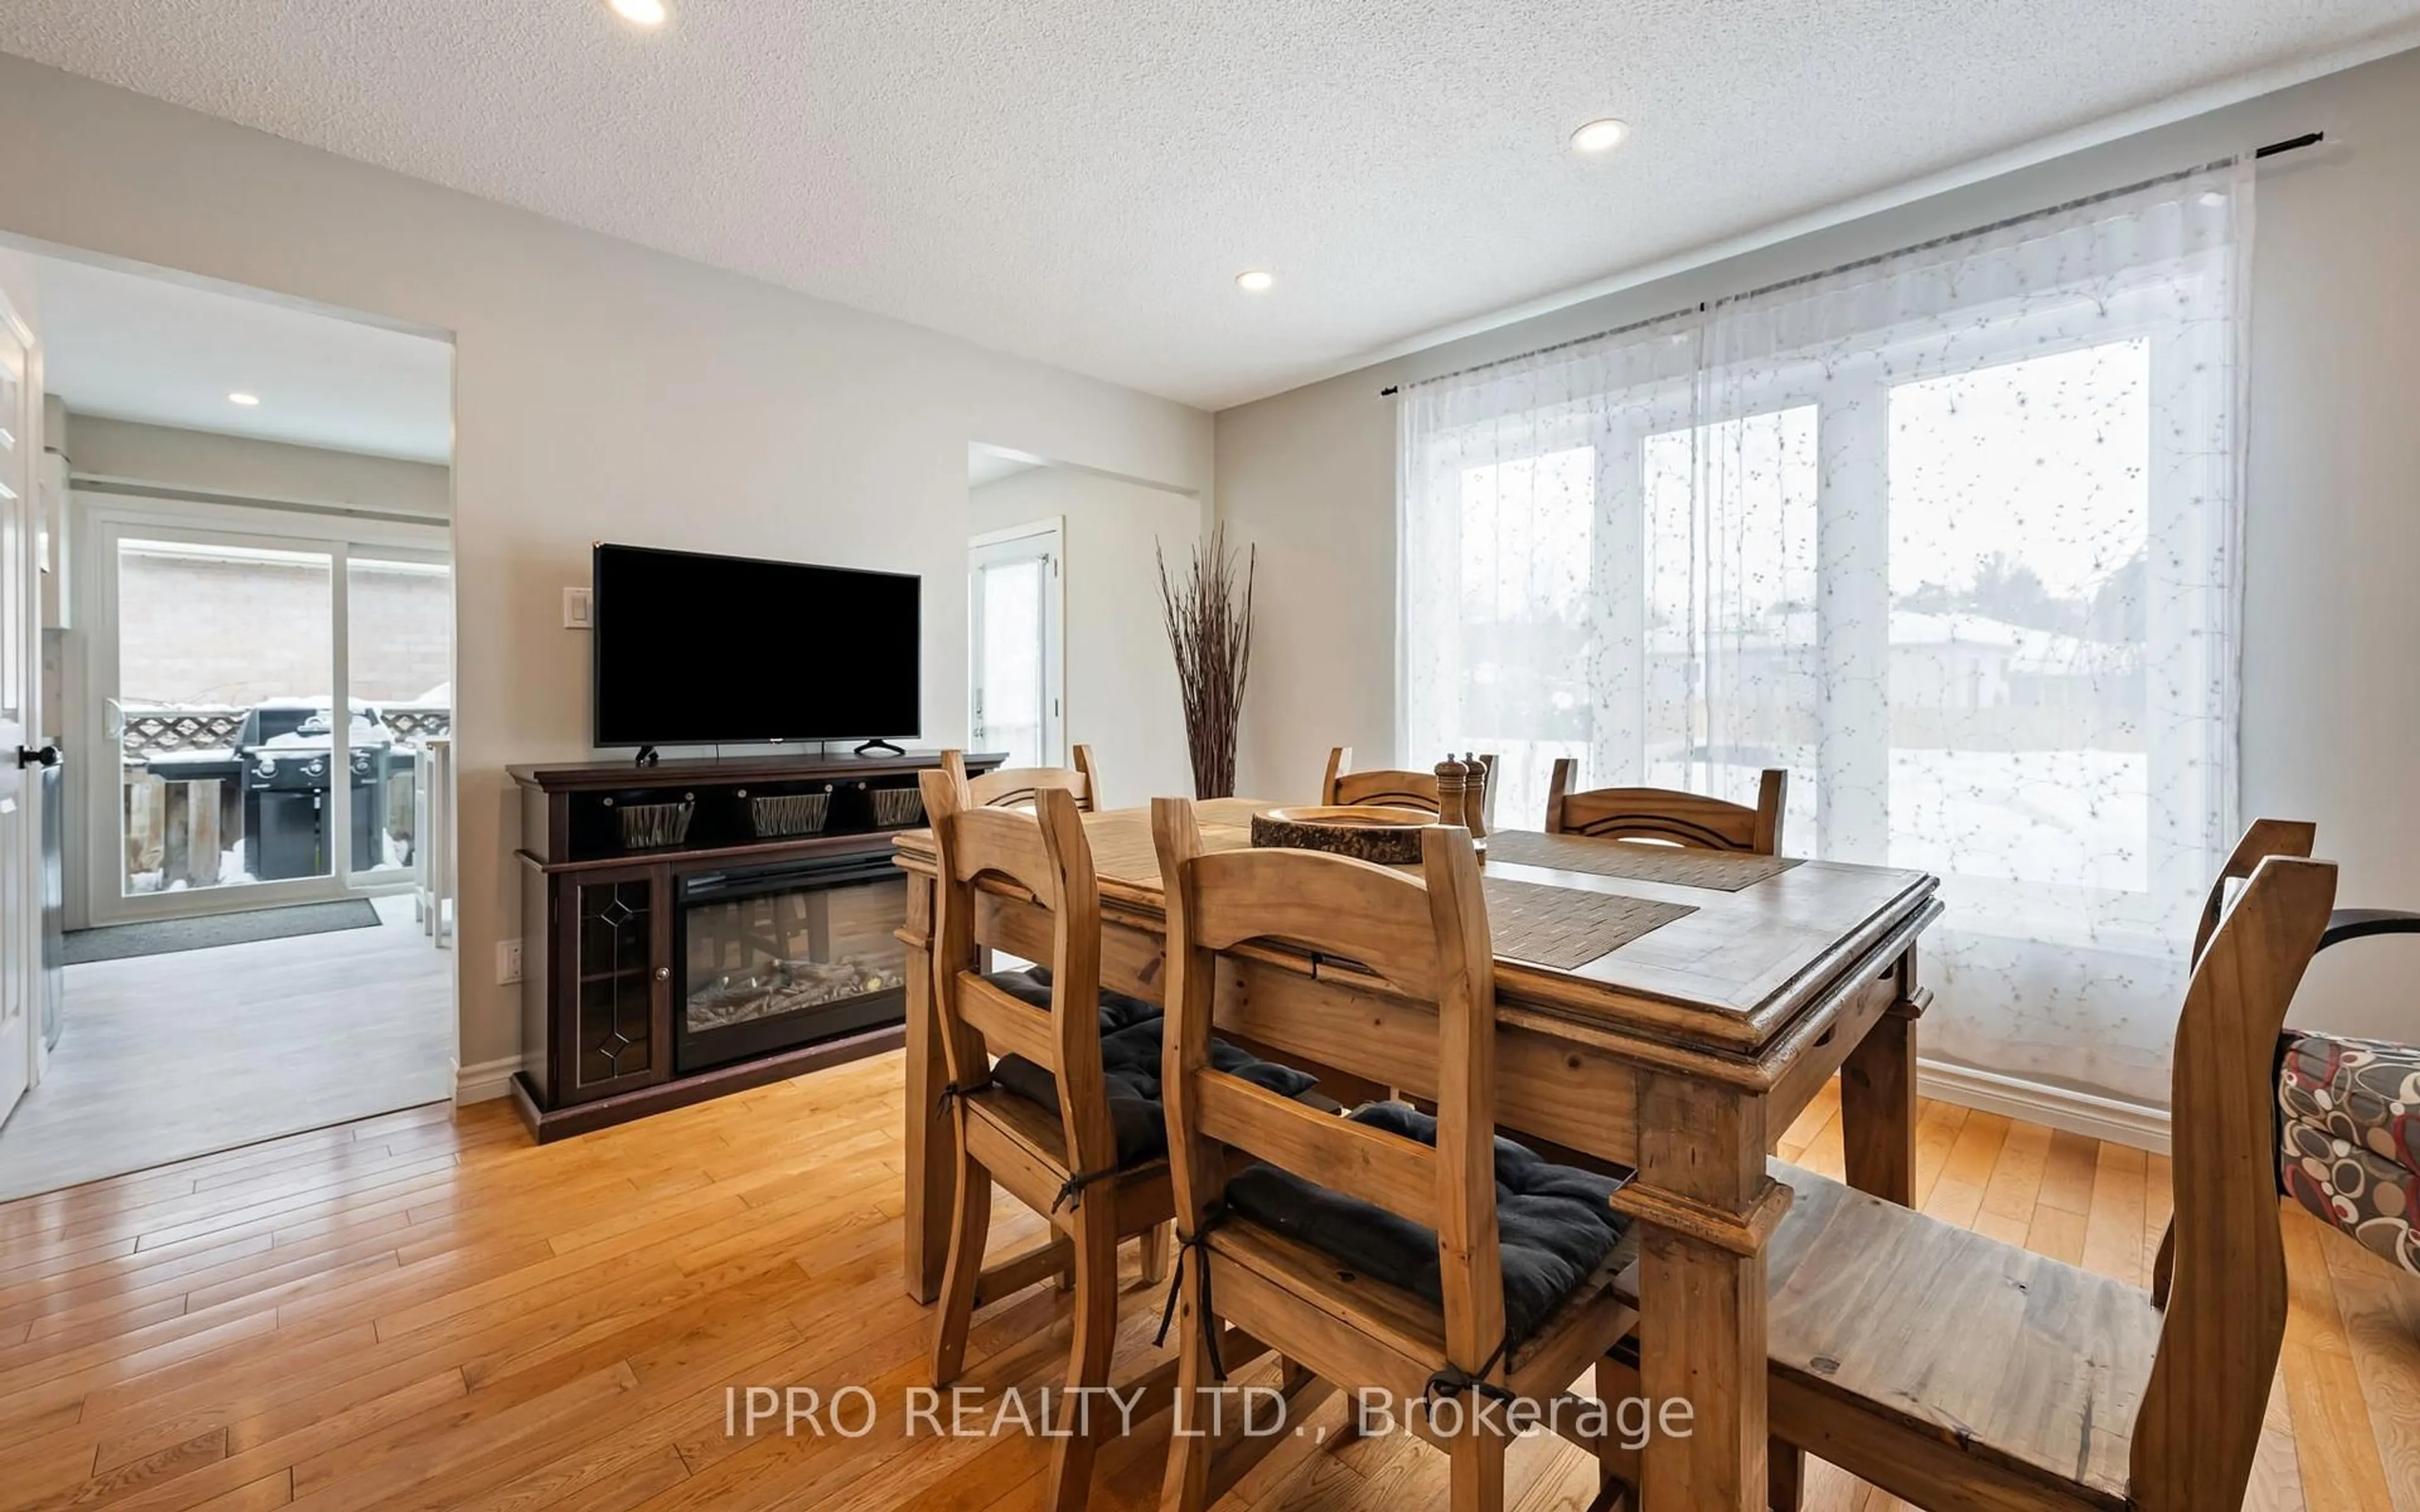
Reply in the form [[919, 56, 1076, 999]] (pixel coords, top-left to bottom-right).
[[592, 543, 921, 750]]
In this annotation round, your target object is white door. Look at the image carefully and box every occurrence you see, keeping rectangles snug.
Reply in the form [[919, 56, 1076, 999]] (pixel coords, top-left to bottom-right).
[[0, 293, 38, 1124], [968, 522, 1064, 769]]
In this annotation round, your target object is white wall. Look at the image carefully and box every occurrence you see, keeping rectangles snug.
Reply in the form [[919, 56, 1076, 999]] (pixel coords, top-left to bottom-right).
[[66, 416, 451, 520], [967, 467, 1201, 806], [0, 55, 1213, 1082], [1216, 45, 2420, 1057]]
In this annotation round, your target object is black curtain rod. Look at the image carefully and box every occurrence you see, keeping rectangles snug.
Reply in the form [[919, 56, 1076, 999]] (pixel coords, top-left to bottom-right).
[[2255, 131, 2325, 159], [1377, 131, 2323, 398]]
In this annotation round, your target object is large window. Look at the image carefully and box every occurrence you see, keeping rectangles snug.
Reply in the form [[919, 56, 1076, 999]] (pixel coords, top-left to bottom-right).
[[1400, 165, 2249, 1104], [1450, 445, 1595, 827], [1641, 406, 1821, 847], [1885, 341, 2153, 907]]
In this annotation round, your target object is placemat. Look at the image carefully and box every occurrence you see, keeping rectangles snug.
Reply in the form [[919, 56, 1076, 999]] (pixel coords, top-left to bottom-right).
[[1483, 829, 1799, 892], [1482, 876, 1695, 970]]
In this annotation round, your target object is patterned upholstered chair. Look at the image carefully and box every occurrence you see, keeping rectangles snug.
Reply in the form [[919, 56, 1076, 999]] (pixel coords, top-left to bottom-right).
[[2278, 910, 2420, 1276]]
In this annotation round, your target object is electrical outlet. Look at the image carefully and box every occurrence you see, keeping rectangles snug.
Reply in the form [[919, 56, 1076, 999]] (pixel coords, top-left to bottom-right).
[[498, 939, 525, 985], [563, 587, 592, 629]]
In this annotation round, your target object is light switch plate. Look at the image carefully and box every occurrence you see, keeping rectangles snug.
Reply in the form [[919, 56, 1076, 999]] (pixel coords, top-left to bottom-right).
[[563, 587, 592, 629]]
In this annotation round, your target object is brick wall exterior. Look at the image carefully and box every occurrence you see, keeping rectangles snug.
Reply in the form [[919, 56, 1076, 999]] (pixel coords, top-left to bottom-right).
[[118, 547, 451, 709]]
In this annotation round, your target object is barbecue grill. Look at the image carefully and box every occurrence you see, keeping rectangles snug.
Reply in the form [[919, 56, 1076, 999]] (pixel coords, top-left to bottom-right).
[[236, 701, 390, 880]]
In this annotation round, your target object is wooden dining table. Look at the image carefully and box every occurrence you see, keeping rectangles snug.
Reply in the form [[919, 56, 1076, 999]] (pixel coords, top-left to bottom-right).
[[893, 798, 1940, 1512]]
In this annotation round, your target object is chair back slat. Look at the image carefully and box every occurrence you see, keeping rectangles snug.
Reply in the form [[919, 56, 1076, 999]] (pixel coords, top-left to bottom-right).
[[946, 745, 1101, 813], [1184, 847, 1446, 1001], [1543, 759, 1787, 854], [1155, 798, 1508, 1372], [945, 806, 1064, 902], [1320, 746, 1497, 824], [955, 975, 1060, 1068], [1331, 771, 1444, 813], [1196, 1073, 1438, 1216], [920, 769, 1117, 1180], [2130, 852, 2334, 1512]]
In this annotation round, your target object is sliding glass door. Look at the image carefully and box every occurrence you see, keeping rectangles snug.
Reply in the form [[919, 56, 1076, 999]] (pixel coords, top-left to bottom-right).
[[110, 531, 337, 906], [345, 549, 452, 885], [86, 503, 451, 925]]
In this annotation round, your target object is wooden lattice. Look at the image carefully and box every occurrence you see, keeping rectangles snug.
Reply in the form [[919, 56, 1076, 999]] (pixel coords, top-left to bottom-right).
[[118, 704, 452, 759], [119, 708, 246, 758]]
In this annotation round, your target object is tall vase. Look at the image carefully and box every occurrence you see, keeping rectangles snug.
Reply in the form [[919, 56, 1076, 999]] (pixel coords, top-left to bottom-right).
[[1156, 525, 1255, 799]]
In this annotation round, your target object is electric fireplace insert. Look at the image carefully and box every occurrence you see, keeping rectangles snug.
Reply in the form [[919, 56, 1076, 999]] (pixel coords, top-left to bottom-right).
[[674, 850, 908, 1075]]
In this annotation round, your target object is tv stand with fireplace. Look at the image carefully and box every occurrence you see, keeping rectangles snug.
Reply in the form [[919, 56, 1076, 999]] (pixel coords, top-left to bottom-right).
[[508, 748, 1003, 1142]]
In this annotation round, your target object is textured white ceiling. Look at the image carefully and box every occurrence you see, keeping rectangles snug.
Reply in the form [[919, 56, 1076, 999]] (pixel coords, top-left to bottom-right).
[[35, 254, 454, 462], [5, 2, 2417, 409]]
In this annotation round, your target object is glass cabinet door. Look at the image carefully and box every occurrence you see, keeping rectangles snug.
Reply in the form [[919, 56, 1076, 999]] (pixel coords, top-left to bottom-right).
[[563, 866, 668, 1100]]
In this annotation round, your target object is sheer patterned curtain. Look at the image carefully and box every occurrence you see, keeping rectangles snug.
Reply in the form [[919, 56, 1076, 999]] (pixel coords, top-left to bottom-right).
[[1400, 162, 2252, 1104]]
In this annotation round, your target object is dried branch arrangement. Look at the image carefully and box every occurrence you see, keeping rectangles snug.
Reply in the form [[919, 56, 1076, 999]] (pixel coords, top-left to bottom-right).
[[1156, 525, 1257, 799]]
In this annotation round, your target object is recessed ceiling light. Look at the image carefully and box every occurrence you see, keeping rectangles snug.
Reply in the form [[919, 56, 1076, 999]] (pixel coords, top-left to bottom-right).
[[1235, 270, 1274, 294], [608, 0, 666, 27], [1570, 118, 1632, 155], [228, 392, 261, 406]]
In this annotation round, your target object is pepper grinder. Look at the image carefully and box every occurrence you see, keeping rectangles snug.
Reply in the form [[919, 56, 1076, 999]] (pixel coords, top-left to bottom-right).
[[1460, 752, 1491, 844], [1432, 756, 1470, 830], [1433, 756, 1487, 863]]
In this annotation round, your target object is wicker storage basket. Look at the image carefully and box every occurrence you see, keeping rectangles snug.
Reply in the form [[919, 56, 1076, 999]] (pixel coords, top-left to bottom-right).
[[869, 787, 925, 828], [611, 797, 694, 849], [749, 791, 832, 839]]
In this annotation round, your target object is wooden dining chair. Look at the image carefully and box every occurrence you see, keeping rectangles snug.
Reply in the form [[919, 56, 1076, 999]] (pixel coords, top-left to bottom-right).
[[1608, 834, 2336, 1512], [1151, 798, 1640, 1512], [943, 743, 1102, 812], [919, 770, 1177, 1512], [2147, 815, 2316, 1305], [1543, 757, 1788, 854], [938, 743, 1178, 1283], [1320, 745, 1497, 822]]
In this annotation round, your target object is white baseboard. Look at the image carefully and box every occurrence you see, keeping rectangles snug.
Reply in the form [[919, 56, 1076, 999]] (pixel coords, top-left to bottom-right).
[[1916, 1058, 2172, 1154], [453, 1055, 524, 1106]]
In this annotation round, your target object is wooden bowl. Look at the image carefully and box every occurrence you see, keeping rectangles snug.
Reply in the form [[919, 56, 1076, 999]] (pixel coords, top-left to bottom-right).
[[1250, 805, 1434, 866]]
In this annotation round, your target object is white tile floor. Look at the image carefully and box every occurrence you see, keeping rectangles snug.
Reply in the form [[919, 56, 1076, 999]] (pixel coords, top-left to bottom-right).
[[0, 893, 455, 1202]]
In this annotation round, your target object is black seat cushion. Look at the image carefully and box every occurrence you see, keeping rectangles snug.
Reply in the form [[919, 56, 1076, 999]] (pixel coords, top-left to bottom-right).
[[1221, 1102, 1631, 1351], [981, 970, 1318, 1168], [982, 966, 1160, 1034]]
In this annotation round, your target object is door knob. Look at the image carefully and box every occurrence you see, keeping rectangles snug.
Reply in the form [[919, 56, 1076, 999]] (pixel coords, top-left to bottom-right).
[[654, 966, 671, 981], [16, 745, 58, 769]]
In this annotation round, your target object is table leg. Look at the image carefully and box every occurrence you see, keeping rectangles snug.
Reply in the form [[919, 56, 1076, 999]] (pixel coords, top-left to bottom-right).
[[901, 872, 954, 1303], [1639, 1227, 1768, 1511], [1840, 946, 1922, 1206], [1632, 1075, 1774, 1512]]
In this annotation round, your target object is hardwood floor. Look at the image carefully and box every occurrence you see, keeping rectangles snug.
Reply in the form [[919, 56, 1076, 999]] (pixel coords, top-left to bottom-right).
[[0, 1051, 2411, 1511], [0, 895, 454, 1203]]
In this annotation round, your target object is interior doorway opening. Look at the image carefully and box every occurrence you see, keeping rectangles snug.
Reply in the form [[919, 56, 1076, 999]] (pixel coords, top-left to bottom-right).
[[964, 441, 1207, 808], [0, 246, 458, 1201]]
